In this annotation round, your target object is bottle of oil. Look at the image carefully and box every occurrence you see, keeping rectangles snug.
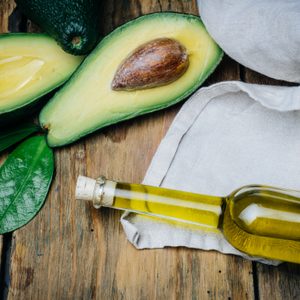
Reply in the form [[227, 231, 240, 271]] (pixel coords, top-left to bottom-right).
[[76, 176, 300, 264]]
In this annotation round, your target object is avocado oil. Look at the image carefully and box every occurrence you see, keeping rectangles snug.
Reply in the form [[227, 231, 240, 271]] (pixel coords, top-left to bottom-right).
[[76, 176, 300, 264]]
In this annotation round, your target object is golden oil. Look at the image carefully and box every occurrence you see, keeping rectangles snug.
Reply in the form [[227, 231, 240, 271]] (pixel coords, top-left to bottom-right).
[[227, 186, 300, 240], [223, 186, 300, 263], [112, 182, 223, 229], [76, 176, 300, 263]]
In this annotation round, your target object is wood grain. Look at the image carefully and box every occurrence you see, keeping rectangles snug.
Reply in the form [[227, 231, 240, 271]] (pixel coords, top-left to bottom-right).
[[0, 154, 6, 279], [0, 0, 15, 32], [1, 0, 298, 299], [243, 68, 299, 86], [0, 2, 25, 297], [0, 147, 10, 297], [256, 263, 300, 300], [5, 0, 253, 298], [0, 235, 2, 274]]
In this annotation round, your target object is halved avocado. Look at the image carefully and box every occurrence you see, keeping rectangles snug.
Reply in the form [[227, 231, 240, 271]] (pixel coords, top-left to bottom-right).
[[0, 34, 83, 124], [40, 13, 223, 147]]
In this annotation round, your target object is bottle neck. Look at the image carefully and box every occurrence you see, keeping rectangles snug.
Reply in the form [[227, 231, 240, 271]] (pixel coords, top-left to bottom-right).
[[76, 176, 224, 230]]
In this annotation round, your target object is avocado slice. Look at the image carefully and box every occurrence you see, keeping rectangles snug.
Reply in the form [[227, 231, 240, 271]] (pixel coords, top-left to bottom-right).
[[39, 13, 223, 147], [16, 0, 102, 55], [0, 34, 83, 124]]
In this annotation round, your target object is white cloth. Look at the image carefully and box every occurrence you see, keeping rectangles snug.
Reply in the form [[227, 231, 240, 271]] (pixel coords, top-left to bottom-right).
[[121, 81, 300, 264], [121, 1, 300, 263], [198, 0, 300, 83]]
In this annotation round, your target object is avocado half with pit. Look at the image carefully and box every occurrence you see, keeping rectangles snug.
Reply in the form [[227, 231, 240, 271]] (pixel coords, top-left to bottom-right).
[[0, 34, 83, 124], [40, 13, 223, 147]]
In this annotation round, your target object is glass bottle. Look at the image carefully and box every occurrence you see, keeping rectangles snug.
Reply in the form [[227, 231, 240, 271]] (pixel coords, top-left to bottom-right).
[[76, 176, 300, 264]]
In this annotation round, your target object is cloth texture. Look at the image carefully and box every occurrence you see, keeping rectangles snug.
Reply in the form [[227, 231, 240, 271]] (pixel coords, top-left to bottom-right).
[[121, 81, 300, 264], [121, 1, 300, 264], [198, 0, 300, 83]]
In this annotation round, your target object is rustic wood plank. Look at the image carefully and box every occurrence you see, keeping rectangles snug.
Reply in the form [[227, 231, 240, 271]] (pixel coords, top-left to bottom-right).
[[244, 68, 300, 300], [0, 1, 26, 297], [255, 263, 300, 300], [0, 0, 16, 32], [0, 155, 9, 297], [243, 68, 298, 86], [0, 154, 6, 287], [0, 235, 2, 275], [4, 0, 254, 299]]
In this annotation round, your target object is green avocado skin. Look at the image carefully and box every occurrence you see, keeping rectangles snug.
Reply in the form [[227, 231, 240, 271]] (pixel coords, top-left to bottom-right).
[[0, 92, 50, 127], [15, 0, 102, 55]]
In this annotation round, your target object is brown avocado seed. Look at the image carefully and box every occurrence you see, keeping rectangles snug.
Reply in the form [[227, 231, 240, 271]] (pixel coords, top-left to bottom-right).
[[111, 38, 189, 91]]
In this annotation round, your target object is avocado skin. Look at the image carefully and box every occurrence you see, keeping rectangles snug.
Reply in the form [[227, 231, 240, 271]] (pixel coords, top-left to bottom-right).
[[0, 91, 53, 127], [0, 96, 43, 127], [15, 0, 102, 55]]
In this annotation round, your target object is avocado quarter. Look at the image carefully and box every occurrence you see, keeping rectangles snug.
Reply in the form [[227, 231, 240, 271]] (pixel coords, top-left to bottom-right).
[[15, 0, 102, 55], [39, 13, 223, 147], [0, 34, 83, 124]]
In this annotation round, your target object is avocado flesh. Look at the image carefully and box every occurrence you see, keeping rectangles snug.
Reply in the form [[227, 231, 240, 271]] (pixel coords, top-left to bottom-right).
[[40, 13, 223, 147], [0, 34, 83, 119]]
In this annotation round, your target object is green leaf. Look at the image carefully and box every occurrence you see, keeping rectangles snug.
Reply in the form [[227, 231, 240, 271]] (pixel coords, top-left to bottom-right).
[[0, 123, 40, 153], [0, 135, 54, 234]]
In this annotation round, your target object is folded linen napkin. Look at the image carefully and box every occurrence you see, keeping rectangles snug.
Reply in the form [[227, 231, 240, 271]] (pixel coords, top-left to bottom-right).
[[121, 81, 300, 264], [197, 0, 300, 83], [121, 1, 300, 264]]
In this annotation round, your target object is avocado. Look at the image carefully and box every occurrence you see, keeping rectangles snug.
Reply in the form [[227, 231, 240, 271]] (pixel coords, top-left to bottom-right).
[[15, 0, 101, 55], [39, 13, 223, 147], [0, 34, 83, 124]]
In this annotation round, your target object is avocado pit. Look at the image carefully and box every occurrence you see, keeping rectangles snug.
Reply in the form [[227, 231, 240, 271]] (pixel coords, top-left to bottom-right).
[[111, 38, 189, 91]]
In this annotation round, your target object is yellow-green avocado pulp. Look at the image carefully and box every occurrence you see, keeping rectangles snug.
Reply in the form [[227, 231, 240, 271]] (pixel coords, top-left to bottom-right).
[[39, 13, 223, 147], [0, 34, 83, 123]]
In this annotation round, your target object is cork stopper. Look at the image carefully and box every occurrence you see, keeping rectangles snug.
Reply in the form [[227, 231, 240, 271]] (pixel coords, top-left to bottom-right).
[[76, 176, 97, 201]]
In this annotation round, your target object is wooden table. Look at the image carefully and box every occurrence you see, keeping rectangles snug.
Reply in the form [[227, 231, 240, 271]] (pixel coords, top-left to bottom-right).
[[1, 1, 300, 299]]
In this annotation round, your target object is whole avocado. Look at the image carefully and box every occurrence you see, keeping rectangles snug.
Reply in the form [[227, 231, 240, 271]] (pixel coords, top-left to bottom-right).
[[15, 0, 102, 55]]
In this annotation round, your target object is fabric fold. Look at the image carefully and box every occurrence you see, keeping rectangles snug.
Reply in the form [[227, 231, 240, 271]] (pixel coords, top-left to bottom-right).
[[121, 81, 300, 265], [198, 0, 300, 83]]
